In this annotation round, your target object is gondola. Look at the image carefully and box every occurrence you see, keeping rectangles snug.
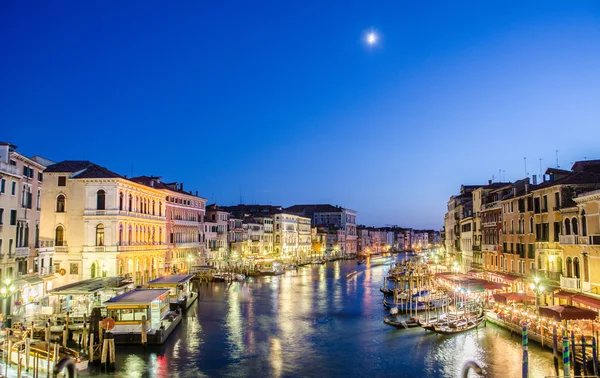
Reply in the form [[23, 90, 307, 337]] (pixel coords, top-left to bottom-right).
[[383, 316, 420, 329], [379, 287, 394, 296], [432, 313, 485, 335]]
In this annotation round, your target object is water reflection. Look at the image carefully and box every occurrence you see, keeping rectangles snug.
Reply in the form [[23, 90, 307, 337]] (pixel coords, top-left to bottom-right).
[[93, 259, 558, 378]]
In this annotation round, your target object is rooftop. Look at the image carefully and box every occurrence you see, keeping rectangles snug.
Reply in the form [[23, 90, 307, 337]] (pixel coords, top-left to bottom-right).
[[50, 277, 134, 295], [147, 274, 194, 285], [104, 288, 171, 305]]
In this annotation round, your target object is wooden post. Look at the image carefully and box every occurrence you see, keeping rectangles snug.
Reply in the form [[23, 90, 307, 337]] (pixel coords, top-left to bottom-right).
[[62, 325, 68, 347], [53, 343, 59, 370], [25, 337, 31, 372], [7, 338, 13, 366], [99, 321, 103, 346], [141, 315, 148, 347], [582, 334, 587, 375], [89, 332, 95, 363], [101, 338, 109, 365]]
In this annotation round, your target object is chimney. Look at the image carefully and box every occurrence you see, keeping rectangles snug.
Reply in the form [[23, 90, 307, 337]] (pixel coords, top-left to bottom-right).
[[525, 183, 529, 194], [488, 180, 492, 185], [195, 190, 198, 196], [150, 181, 154, 188], [532, 175, 537, 185], [180, 183, 184, 191]]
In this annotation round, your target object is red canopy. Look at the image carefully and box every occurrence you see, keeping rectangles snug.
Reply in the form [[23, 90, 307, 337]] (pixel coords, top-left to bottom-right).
[[539, 305, 598, 321], [572, 295, 600, 311], [493, 292, 535, 304], [554, 290, 575, 299]]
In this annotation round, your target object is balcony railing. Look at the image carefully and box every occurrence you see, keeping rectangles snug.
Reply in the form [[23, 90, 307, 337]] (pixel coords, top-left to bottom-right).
[[482, 244, 497, 252], [15, 247, 30, 258], [84, 209, 166, 221], [40, 266, 56, 275], [173, 219, 200, 227], [54, 246, 68, 254], [0, 161, 19, 176], [559, 235, 579, 245], [175, 242, 200, 248], [560, 276, 581, 290], [536, 269, 561, 282], [579, 236, 590, 245], [117, 243, 167, 252], [82, 246, 118, 253]]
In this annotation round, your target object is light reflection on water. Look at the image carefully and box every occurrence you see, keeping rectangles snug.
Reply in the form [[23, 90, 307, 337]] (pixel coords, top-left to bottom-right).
[[85, 258, 557, 377]]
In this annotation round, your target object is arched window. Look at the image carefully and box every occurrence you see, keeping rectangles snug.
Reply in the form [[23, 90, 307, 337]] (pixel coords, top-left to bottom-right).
[[152, 200, 155, 215], [529, 217, 533, 234], [55, 226, 64, 246], [573, 257, 580, 279], [566, 257, 573, 278], [572, 218, 579, 235], [90, 262, 97, 278], [97, 190, 106, 210], [511, 220, 514, 233], [159, 201, 162, 216], [56, 194, 66, 212], [119, 224, 123, 245], [564, 219, 571, 235], [128, 195, 133, 211], [37, 189, 41, 210], [128, 226, 132, 245], [581, 210, 587, 237], [119, 192, 124, 211], [96, 224, 105, 246]]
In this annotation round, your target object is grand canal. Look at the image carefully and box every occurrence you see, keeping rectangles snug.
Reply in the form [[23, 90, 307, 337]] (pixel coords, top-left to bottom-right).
[[88, 257, 558, 377]]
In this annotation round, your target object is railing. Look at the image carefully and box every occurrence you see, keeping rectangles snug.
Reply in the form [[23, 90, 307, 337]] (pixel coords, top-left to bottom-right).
[[472, 245, 481, 251], [118, 243, 167, 252], [559, 235, 578, 245], [84, 209, 166, 221], [560, 275, 581, 290], [482, 244, 497, 252], [0, 161, 19, 176], [482, 202, 500, 210], [40, 266, 57, 275], [470, 262, 483, 269], [579, 236, 590, 245], [536, 269, 561, 282], [54, 246, 68, 253], [173, 219, 200, 227], [82, 245, 119, 253], [15, 246, 30, 258], [175, 242, 200, 248]]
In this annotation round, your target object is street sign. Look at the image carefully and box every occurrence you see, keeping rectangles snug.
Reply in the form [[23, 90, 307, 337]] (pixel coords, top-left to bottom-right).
[[102, 317, 115, 331]]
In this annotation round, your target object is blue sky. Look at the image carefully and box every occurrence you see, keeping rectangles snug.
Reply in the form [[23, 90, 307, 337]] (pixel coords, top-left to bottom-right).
[[2, 1, 600, 229]]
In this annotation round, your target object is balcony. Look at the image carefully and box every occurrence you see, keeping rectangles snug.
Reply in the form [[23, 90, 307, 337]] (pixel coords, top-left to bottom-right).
[[483, 244, 497, 252], [40, 266, 56, 276], [54, 246, 68, 254], [470, 262, 483, 270], [174, 242, 200, 248], [590, 235, 600, 245], [482, 202, 500, 210], [84, 209, 165, 222], [579, 236, 590, 245], [15, 247, 30, 258], [173, 219, 200, 227], [536, 269, 561, 282], [560, 276, 581, 290], [0, 161, 19, 177], [82, 246, 118, 253], [117, 243, 167, 252], [559, 235, 579, 245]]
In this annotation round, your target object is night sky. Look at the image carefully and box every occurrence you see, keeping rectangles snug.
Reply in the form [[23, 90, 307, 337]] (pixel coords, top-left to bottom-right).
[[2, 1, 600, 229]]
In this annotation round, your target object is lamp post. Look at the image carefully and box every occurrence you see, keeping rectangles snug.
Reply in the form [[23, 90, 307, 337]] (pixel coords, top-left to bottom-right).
[[529, 277, 544, 313], [0, 278, 16, 329]]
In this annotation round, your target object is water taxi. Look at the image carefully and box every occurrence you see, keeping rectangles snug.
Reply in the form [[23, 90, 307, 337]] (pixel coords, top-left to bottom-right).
[[147, 274, 197, 311], [103, 289, 181, 344]]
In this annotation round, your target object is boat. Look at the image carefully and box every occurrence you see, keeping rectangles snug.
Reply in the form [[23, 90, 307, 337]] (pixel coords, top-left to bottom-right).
[[4, 340, 89, 373], [383, 316, 421, 329], [346, 270, 358, 278], [432, 313, 485, 335], [380, 287, 394, 296]]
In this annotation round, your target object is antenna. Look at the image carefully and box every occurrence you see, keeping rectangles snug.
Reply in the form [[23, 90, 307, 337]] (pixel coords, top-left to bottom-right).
[[556, 150, 559, 168], [539, 158, 543, 177], [524, 157, 527, 177], [502, 170, 506, 182]]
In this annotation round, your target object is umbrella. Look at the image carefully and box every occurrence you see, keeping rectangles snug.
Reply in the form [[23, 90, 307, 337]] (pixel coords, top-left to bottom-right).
[[539, 305, 598, 321]]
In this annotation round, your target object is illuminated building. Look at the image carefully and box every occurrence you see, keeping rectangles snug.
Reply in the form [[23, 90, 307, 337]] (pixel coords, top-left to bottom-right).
[[205, 204, 229, 268], [129, 176, 206, 273]]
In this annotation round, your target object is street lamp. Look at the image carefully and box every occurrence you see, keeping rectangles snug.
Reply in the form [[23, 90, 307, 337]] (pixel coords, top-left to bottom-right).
[[0, 278, 16, 329], [529, 277, 544, 312]]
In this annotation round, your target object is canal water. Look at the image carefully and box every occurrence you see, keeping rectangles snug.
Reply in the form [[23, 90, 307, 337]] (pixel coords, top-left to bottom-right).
[[87, 257, 558, 378]]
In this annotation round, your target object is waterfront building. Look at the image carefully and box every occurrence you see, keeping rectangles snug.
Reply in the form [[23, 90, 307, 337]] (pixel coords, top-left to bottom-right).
[[255, 215, 274, 258], [285, 204, 358, 256], [412, 230, 429, 251], [480, 183, 512, 273], [40, 161, 168, 286], [130, 177, 206, 273], [0, 143, 49, 322], [205, 204, 229, 269], [240, 217, 264, 260], [312, 227, 328, 259], [228, 216, 244, 264], [357, 226, 371, 254], [472, 182, 512, 272], [395, 231, 405, 251], [272, 211, 311, 263]]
